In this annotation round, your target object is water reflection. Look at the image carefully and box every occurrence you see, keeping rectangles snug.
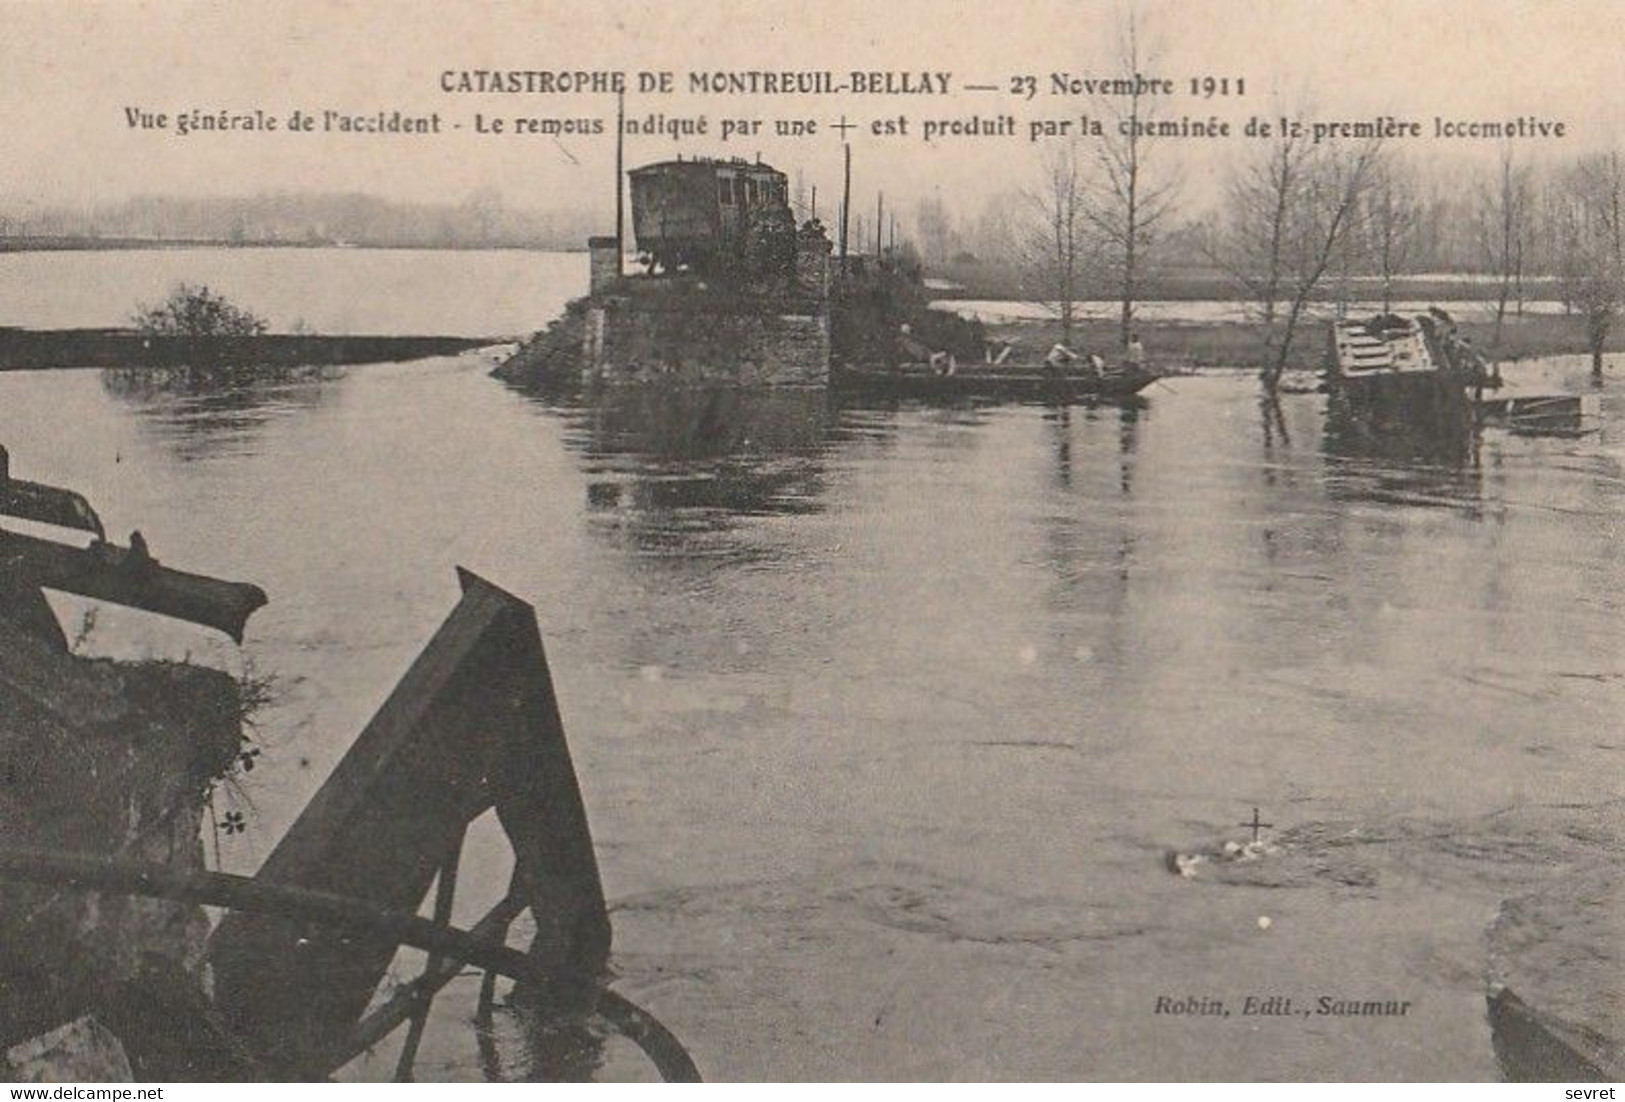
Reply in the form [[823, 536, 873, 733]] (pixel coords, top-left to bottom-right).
[[507, 385, 836, 563], [99, 364, 344, 460], [1038, 403, 1144, 497], [1322, 385, 1478, 465], [1317, 386, 1486, 512], [4, 354, 1618, 1079], [1033, 403, 1143, 676], [473, 979, 606, 1083], [1320, 451, 1485, 514]]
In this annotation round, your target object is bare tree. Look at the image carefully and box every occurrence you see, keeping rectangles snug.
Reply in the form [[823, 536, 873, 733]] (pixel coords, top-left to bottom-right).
[[914, 193, 955, 266], [1204, 122, 1310, 375], [1554, 152, 1624, 379], [1366, 155, 1421, 312], [1085, 6, 1180, 349], [1274, 142, 1383, 389], [1475, 146, 1534, 354], [1210, 124, 1382, 392], [1329, 182, 1370, 318], [1021, 141, 1091, 348], [971, 191, 1021, 266]]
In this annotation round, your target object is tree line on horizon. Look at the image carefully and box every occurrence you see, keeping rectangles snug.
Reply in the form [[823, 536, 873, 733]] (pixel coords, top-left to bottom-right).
[[0, 188, 601, 251]]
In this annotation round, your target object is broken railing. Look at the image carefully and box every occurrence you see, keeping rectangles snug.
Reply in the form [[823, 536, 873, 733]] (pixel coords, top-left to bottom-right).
[[1, 447, 699, 1080], [0, 445, 267, 644], [0, 845, 698, 1082]]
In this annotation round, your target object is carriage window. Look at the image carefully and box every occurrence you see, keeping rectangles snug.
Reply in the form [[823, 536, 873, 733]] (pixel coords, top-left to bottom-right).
[[733, 177, 746, 205], [718, 177, 732, 204], [746, 179, 758, 204]]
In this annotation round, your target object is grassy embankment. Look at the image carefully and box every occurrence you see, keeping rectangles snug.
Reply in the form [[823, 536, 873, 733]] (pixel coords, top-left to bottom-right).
[[930, 259, 1614, 370], [970, 314, 1618, 372]]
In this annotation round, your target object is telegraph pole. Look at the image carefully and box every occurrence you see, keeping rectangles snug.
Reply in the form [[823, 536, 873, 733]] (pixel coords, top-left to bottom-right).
[[839, 143, 851, 274], [875, 192, 884, 260], [614, 89, 625, 277]]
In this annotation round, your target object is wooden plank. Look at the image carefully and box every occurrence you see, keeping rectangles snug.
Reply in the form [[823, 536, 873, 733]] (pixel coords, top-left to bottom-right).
[[0, 479, 105, 540], [0, 528, 266, 642], [205, 569, 609, 1071], [469, 567, 612, 994]]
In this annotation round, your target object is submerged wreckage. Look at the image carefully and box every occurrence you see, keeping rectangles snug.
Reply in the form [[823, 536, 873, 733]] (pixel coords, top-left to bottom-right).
[[0, 447, 697, 1081], [1326, 309, 1600, 449]]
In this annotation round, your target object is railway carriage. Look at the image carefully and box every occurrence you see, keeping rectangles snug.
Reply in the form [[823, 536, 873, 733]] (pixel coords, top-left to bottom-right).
[[628, 157, 792, 274]]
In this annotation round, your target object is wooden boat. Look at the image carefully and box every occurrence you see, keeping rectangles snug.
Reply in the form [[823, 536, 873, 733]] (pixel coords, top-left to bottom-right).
[[1487, 984, 1622, 1082], [1478, 392, 1602, 437], [833, 361, 1157, 402]]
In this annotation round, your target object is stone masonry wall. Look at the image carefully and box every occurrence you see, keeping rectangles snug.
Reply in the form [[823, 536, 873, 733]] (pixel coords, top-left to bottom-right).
[[584, 300, 830, 386], [569, 223, 832, 388]]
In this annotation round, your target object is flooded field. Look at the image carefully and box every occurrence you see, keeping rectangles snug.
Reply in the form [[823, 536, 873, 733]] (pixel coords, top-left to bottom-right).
[[0, 248, 586, 337], [0, 345, 1619, 1079], [937, 298, 1570, 325]]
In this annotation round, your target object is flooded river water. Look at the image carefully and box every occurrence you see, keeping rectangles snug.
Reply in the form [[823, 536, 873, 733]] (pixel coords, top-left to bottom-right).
[[0, 258, 1620, 1079]]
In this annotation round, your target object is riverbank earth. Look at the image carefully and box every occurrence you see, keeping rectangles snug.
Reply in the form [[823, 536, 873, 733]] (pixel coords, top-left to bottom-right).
[[0, 612, 249, 1078], [0, 328, 495, 372]]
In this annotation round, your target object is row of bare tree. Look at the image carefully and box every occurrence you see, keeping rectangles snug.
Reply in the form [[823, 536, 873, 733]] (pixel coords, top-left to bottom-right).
[[879, 9, 1622, 391], [1016, 125, 1624, 391], [1020, 10, 1176, 356]]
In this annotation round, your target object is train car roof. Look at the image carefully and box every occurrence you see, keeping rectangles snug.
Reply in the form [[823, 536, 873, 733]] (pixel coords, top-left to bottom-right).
[[629, 157, 786, 178]]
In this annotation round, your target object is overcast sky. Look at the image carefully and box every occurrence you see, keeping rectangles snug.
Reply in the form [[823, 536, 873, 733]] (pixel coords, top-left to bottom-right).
[[4, 0, 1621, 224]]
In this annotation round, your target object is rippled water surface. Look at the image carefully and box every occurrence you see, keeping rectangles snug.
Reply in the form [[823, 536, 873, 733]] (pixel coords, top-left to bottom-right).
[[1, 346, 1620, 1080]]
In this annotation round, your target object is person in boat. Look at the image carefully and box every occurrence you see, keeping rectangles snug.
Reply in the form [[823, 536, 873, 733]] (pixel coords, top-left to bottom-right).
[[895, 323, 930, 367], [1125, 333, 1146, 371], [897, 323, 956, 376]]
